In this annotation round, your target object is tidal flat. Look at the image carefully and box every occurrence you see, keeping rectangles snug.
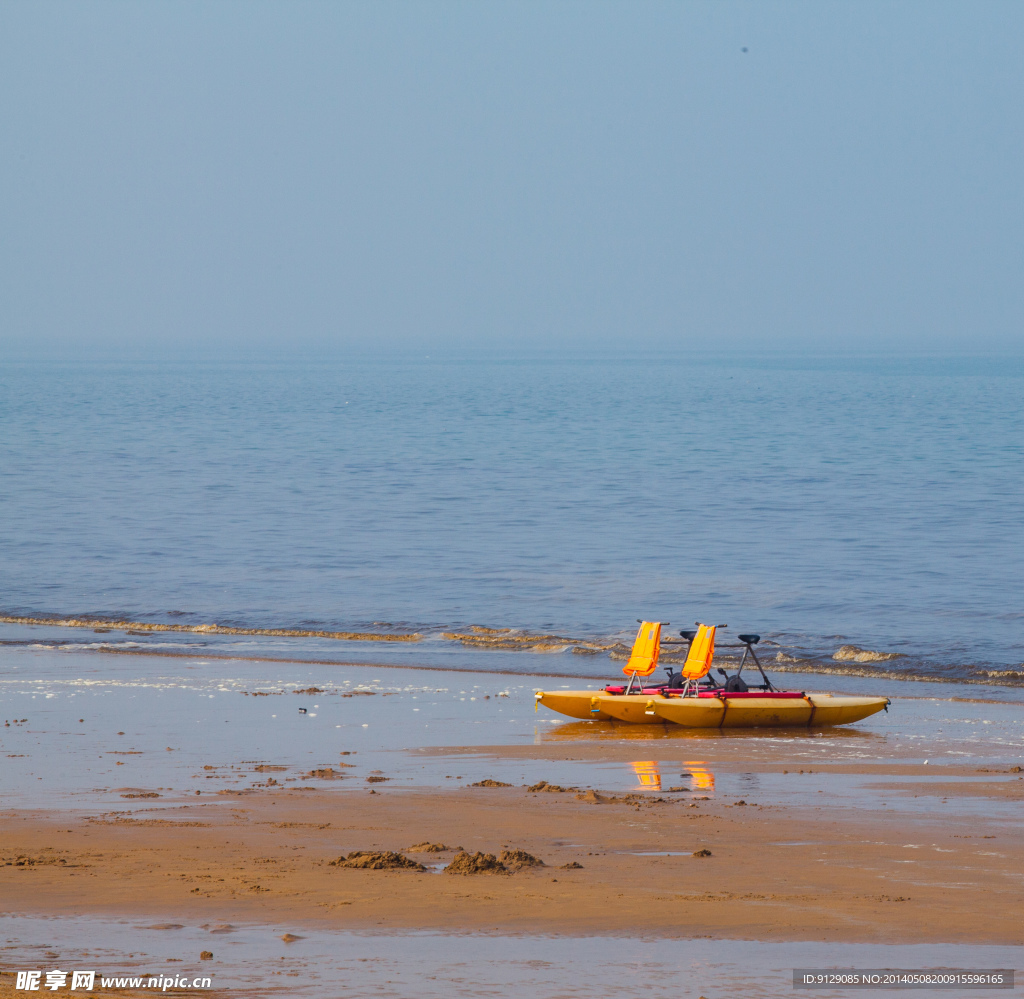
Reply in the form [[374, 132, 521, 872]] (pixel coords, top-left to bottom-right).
[[1, 645, 1022, 998]]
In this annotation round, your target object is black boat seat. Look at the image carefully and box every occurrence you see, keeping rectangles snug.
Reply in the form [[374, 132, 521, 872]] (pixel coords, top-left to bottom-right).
[[737, 634, 760, 645]]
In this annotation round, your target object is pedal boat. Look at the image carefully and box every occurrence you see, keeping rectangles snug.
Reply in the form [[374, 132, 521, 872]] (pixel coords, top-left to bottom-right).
[[535, 621, 889, 729]]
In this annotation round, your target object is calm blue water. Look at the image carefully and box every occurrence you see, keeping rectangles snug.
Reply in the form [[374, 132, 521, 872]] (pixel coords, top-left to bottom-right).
[[1, 356, 1022, 679]]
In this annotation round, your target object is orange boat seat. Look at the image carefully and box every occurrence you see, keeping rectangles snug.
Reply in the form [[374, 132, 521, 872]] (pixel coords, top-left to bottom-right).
[[622, 621, 662, 677], [680, 624, 716, 682]]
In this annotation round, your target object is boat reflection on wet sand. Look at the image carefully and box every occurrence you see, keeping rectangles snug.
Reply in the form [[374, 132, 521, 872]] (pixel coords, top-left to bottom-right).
[[629, 760, 715, 794]]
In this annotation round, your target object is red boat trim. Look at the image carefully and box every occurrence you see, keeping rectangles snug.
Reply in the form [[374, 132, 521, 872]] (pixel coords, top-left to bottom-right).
[[602, 687, 807, 699], [697, 691, 806, 699]]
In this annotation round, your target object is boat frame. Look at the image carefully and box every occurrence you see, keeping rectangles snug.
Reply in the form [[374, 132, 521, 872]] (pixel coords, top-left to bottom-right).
[[533, 620, 891, 728]]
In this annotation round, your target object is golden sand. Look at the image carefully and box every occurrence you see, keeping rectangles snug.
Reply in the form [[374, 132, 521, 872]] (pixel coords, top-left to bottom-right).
[[2, 769, 1021, 944]]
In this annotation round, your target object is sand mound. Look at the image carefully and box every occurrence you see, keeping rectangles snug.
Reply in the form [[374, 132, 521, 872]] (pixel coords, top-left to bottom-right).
[[444, 851, 508, 875], [89, 818, 210, 827], [527, 781, 580, 793], [470, 779, 512, 787], [407, 842, 454, 852], [4, 855, 69, 867], [575, 790, 669, 805], [331, 851, 426, 871], [268, 822, 330, 829], [499, 849, 545, 870], [693, 849, 713, 857], [560, 862, 584, 869], [833, 645, 903, 663], [303, 768, 345, 779]]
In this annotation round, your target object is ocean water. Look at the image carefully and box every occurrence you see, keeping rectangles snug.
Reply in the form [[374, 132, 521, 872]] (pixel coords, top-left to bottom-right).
[[1, 355, 1022, 682]]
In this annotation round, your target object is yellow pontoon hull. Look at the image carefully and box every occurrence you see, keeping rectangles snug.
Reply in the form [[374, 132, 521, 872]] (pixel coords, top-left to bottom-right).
[[534, 690, 616, 721], [535, 691, 888, 728]]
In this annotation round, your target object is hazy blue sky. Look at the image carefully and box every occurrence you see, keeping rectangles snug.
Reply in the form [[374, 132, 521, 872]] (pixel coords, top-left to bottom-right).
[[1, 1, 1022, 355]]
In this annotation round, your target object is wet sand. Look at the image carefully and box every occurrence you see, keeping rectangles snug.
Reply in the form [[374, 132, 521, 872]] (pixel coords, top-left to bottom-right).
[[2, 763, 1022, 944], [2, 647, 1023, 996]]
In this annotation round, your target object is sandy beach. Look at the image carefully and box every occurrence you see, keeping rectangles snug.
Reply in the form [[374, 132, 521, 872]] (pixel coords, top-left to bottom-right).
[[2, 767, 1023, 943], [7, 1, 1024, 991], [2, 645, 1023, 996]]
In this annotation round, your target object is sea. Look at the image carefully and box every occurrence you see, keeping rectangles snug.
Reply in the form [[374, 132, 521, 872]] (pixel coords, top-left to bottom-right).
[[3, 354, 1023, 997], [1, 353, 1022, 690]]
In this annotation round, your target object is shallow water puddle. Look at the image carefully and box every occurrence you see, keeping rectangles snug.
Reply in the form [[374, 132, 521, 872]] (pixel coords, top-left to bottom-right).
[[2, 649, 1022, 818], [2, 914, 1019, 999]]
